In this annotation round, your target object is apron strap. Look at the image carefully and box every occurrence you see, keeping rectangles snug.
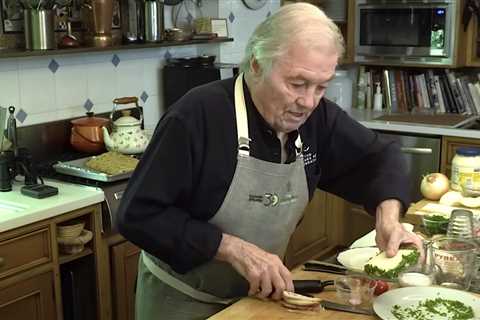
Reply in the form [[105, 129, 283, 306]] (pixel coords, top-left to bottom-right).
[[141, 251, 237, 305], [234, 74, 250, 156]]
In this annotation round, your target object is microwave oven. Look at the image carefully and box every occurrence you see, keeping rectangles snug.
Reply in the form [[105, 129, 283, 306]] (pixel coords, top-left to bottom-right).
[[355, 0, 459, 66]]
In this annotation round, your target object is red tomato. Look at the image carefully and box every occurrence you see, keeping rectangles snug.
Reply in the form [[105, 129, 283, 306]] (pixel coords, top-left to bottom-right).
[[374, 280, 389, 296]]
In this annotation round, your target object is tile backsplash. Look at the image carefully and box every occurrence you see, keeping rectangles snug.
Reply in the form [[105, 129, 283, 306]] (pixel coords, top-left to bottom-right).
[[0, 0, 280, 129]]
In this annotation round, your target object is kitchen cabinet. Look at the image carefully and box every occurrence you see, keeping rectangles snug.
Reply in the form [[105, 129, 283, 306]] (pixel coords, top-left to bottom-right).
[[0, 203, 109, 320], [465, 14, 480, 66], [110, 239, 141, 320], [440, 136, 480, 178], [284, 189, 372, 268]]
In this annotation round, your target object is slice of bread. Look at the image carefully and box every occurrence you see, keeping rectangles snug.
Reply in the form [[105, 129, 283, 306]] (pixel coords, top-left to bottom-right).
[[364, 249, 419, 279]]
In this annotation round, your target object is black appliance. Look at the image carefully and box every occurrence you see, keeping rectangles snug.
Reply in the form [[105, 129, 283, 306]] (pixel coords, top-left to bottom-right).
[[163, 59, 238, 108]]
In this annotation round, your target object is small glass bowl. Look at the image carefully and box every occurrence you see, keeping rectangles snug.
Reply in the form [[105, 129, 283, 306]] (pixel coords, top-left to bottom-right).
[[398, 265, 436, 288], [334, 275, 376, 308], [422, 214, 449, 236]]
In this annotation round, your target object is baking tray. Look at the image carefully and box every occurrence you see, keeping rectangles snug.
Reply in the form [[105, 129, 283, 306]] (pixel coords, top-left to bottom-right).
[[53, 157, 133, 182]]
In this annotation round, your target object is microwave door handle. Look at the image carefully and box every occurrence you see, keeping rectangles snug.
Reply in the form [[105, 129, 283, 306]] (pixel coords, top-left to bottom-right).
[[400, 147, 433, 155]]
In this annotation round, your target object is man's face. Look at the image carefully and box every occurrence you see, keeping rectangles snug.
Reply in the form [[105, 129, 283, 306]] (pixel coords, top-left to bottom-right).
[[250, 43, 338, 133]]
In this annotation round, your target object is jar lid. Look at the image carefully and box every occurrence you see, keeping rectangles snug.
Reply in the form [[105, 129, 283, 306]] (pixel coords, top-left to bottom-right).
[[71, 112, 109, 127], [456, 147, 480, 156]]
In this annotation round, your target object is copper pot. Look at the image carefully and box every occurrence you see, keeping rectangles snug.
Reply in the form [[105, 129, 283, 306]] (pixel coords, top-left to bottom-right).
[[70, 112, 109, 153]]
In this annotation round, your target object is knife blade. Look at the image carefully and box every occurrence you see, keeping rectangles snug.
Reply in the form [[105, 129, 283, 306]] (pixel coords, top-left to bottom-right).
[[320, 300, 373, 315], [303, 261, 347, 274]]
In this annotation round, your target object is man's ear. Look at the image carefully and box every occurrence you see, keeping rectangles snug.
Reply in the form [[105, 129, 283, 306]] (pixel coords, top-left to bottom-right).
[[250, 57, 261, 77]]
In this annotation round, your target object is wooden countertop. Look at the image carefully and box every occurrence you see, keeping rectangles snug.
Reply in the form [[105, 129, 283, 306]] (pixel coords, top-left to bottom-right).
[[208, 270, 376, 320]]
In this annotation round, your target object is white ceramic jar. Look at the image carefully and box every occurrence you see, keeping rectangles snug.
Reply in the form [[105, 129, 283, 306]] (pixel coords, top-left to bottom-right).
[[451, 147, 480, 192], [325, 70, 353, 111]]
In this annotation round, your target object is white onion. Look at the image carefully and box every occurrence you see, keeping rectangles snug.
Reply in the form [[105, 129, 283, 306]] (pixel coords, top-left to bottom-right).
[[420, 173, 450, 200]]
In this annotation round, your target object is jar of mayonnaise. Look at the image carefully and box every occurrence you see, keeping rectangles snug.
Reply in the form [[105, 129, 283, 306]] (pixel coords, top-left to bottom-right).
[[451, 147, 480, 192]]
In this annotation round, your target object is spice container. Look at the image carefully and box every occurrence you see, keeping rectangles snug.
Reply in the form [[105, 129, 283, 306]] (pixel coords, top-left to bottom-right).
[[451, 147, 480, 192]]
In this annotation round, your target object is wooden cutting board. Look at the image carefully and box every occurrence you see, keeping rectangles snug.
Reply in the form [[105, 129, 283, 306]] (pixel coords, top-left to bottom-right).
[[403, 199, 480, 226]]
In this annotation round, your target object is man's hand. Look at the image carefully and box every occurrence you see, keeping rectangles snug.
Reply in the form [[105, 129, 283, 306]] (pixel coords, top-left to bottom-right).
[[375, 199, 424, 258], [215, 233, 293, 300]]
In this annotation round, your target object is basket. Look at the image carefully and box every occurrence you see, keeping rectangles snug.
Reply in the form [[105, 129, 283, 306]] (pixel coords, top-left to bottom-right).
[[57, 229, 93, 254], [57, 222, 85, 239]]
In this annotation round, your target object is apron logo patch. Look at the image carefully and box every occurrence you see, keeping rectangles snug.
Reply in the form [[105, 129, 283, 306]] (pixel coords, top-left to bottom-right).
[[303, 152, 317, 166], [248, 193, 297, 207]]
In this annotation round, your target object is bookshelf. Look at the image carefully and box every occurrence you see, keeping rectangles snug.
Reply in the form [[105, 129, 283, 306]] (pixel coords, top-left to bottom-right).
[[357, 67, 480, 115]]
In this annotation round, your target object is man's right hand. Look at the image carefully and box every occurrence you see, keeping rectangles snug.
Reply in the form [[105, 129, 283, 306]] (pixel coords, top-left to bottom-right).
[[215, 233, 293, 300]]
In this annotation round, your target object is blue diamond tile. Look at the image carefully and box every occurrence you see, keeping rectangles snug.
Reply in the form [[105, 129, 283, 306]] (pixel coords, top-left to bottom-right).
[[164, 50, 172, 60], [140, 91, 149, 103], [228, 12, 235, 23], [84, 99, 94, 111], [111, 54, 120, 67], [16, 108, 27, 123], [186, 13, 193, 24], [48, 59, 59, 73], [267, 11, 271, 18]]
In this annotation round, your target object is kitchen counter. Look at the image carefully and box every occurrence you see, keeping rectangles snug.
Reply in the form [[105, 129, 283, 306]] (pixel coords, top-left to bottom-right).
[[0, 179, 104, 233], [349, 109, 480, 139], [208, 270, 372, 320]]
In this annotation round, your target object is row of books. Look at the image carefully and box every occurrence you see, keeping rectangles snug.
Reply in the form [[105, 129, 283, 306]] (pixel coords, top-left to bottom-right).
[[357, 67, 480, 115]]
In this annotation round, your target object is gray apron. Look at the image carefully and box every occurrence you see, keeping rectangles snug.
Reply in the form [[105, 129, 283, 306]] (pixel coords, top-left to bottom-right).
[[136, 74, 309, 320]]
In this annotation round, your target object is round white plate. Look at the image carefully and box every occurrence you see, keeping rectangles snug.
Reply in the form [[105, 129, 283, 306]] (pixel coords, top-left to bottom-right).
[[337, 247, 380, 273], [373, 286, 480, 320]]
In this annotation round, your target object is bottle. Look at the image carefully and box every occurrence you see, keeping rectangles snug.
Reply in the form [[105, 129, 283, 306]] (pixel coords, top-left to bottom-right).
[[373, 82, 383, 111], [451, 147, 480, 193], [325, 70, 352, 111]]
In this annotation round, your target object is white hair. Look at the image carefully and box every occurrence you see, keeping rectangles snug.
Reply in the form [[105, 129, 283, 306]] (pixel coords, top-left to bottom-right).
[[239, 2, 345, 79]]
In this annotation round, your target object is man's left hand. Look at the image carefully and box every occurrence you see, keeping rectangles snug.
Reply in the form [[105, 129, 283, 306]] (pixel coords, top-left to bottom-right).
[[375, 199, 424, 259]]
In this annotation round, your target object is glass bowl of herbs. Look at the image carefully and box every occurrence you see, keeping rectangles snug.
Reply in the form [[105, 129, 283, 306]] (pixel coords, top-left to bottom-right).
[[422, 214, 449, 236]]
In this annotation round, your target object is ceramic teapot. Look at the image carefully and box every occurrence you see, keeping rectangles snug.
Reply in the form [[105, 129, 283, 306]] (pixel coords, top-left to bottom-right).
[[102, 97, 150, 154]]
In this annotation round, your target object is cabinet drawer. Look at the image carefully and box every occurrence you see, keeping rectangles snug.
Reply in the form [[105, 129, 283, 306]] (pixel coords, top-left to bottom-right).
[[0, 228, 51, 279]]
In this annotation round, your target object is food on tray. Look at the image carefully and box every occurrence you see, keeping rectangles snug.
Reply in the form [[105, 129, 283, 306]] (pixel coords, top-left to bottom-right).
[[391, 297, 474, 320], [364, 249, 419, 280], [85, 151, 139, 175], [422, 214, 449, 235], [281, 290, 322, 311]]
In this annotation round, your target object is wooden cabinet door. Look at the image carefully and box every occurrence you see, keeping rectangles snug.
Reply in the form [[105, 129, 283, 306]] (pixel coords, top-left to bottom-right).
[[111, 241, 141, 320], [0, 270, 56, 320], [284, 190, 331, 268]]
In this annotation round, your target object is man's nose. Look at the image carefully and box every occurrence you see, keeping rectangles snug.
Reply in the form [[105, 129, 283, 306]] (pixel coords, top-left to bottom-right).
[[297, 88, 318, 110]]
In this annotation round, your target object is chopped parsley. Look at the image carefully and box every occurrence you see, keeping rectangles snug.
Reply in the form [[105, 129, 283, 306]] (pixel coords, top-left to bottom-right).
[[391, 298, 474, 320]]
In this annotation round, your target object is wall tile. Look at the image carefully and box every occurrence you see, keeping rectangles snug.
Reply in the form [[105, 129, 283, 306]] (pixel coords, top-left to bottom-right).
[[143, 94, 162, 130], [87, 62, 116, 106], [20, 111, 56, 127], [55, 64, 88, 109], [18, 67, 55, 114], [0, 70, 20, 108], [115, 59, 144, 98], [143, 57, 164, 96], [0, 58, 18, 72]]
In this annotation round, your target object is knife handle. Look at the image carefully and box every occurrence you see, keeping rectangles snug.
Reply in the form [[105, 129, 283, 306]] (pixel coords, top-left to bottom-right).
[[293, 280, 334, 294]]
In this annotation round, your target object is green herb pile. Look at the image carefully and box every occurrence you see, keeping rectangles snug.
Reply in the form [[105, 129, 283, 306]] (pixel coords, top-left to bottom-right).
[[423, 214, 449, 235], [364, 250, 420, 279], [391, 297, 474, 320]]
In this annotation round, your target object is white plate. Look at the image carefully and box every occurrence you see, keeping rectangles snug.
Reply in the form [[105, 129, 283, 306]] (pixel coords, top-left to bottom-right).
[[337, 247, 380, 273], [373, 286, 480, 320]]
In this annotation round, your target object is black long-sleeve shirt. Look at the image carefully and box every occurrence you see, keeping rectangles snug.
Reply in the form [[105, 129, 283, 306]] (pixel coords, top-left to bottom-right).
[[117, 76, 410, 274]]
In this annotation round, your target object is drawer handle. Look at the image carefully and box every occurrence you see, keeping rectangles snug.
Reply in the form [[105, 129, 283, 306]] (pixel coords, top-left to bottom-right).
[[0, 257, 4, 268], [400, 147, 433, 155]]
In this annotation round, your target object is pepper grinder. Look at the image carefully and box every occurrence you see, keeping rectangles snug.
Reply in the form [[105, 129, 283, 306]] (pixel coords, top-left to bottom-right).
[[6, 106, 17, 158]]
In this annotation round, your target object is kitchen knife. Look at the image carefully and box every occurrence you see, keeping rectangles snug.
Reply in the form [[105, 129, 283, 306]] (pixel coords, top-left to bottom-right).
[[320, 300, 373, 315], [293, 279, 334, 294], [303, 261, 347, 274]]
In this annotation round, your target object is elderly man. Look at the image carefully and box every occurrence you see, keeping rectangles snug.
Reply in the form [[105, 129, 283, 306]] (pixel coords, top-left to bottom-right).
[[117, 3, 422, 319]]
